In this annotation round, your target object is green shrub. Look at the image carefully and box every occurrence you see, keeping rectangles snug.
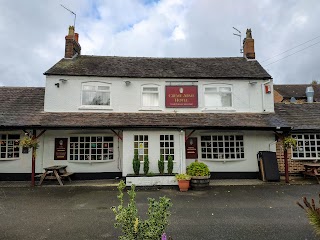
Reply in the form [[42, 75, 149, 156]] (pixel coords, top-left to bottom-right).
[[158, 155, 164, 174], [167, 155, 173, 174], [111, 180, 172, 239], [132, 150, 140, 175], [186, 161, 210, 176], [175, 173, 191, 181], [143, 155, 149, 175]]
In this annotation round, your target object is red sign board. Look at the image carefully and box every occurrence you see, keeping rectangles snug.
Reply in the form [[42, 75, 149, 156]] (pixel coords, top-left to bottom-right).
[[186, 137, 198, 159], [165, 86, 198, 108], [54, 138, 68, 160]]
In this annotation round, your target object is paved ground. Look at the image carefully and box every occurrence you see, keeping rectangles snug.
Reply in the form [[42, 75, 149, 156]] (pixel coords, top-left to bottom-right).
[[0, 184, 319, 240]]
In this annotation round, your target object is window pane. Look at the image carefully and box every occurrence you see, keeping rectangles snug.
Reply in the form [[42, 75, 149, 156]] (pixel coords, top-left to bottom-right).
[[205, 92, 221, 107], [143, 87, 158, 92], [98, 86, 110, 91], [142, 93, 159, 107], [83, 85, 95, 90]]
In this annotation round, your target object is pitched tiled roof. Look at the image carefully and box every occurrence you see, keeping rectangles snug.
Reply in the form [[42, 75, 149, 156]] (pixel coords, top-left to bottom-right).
[[274, 103, 320, 130], [274, 84, 320, 101], [44, 55, 271, 80], [0, 87, 44, 127], [0, 87, 282, 130]]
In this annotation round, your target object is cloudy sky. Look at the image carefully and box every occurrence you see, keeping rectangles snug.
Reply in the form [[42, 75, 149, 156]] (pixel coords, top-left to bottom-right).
[[0, 0, 319, 87]]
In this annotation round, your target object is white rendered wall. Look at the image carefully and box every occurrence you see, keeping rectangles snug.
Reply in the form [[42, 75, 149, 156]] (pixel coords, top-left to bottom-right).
[[39, 130, 122, 174], [0, 130, 45, 174], [186, 130, 276, 173], [122, 130, 184, 176], [44, 75, 274, 113]]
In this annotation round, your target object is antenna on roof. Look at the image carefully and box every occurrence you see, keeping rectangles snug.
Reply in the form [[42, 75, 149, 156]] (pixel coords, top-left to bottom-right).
[[232, 27, 243, 55], [60, 4, 77, 39]]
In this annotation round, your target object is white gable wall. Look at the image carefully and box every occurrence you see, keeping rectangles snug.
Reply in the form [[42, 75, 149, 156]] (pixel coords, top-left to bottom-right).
[[44, 75, 274, 113]]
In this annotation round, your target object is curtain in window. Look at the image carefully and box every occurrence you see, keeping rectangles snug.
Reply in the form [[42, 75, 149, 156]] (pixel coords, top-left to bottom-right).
[[142, 93, 159, 107]]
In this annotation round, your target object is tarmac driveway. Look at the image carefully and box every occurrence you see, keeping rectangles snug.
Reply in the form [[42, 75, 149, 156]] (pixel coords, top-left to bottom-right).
[[0, 184, 318, 240]]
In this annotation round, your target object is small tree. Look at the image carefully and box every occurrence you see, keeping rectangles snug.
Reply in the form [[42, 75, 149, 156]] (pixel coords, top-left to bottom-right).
[[158, 155, 164, 174], [167, 155, 173, 174], [143, 155, 149, 175], [297, 194, 320, 236], [132, 150, 140, 175], [111, 180, 173, 239]]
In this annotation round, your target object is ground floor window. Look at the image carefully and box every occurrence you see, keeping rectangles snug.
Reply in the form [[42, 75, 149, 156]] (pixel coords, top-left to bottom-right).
[[0, 134, 20, 159], [292, 134, 320, 159], [160, 135, 174, 160], [69, 136, 113, 161], [134, 135, 148, 161], [200, 135, 244, 160]]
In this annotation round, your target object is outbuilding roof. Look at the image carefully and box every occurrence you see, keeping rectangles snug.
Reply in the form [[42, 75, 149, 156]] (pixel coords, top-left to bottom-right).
[[274, 103, 320, 131], [44, 55, 271, 80], [274, 84, 320, 101]]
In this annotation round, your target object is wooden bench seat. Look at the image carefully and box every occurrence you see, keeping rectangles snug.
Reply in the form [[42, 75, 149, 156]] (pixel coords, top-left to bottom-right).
[[60, 172, 74, 177]]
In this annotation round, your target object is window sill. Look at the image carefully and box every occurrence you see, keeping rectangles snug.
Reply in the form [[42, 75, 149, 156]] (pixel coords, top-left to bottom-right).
[[78, 105, 113, 110], [292, 158, 320, 161], [0, 158, 20, 161], [201, 159, 246, 162], [139, 107, 162, 112], [68, 160, 115, 163], [202, 107, 236, 112]]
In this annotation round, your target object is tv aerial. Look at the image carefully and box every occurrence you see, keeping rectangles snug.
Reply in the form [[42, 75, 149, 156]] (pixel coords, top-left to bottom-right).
[[232, 27, 243, 55], [60, 4, 77, 31]]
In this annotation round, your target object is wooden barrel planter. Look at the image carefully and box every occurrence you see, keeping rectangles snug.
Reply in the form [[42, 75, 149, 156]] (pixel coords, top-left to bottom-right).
[[190, 176, 210, 190]]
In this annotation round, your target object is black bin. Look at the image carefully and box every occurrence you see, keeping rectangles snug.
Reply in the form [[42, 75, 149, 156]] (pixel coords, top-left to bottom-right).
[[257, 151, 280, 182]]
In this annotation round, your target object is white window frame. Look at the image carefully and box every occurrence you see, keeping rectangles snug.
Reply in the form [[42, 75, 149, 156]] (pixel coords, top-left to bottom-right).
[[0, 133, 20, 160], [160, 134, 174, 161], [292, 134, 320, 160], [79, 82, 112, 110], [134, 135, 148, 162], [140, 84, 161, 111], [200, 134, 245, 161], [69, 135, 114, 163], [203, 84, 233, 110]]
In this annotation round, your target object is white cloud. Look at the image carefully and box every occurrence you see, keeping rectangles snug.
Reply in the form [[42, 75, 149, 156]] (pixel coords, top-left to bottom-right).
[[0, 0, 320, 86]]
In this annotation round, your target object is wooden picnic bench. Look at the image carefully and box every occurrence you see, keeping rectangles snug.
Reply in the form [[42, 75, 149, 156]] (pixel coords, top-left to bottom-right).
[[302, 163, 320, 184], [37, 165, 74, 186]]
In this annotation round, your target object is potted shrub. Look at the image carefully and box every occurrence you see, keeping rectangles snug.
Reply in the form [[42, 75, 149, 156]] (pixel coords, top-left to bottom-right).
[[143, 155, 149, 175], [175, 173, 191, 192], [132, 150, 140, 175], [186, 160, 210, 190], [158, 155, 164, 174], [167, 155, 173, 174]]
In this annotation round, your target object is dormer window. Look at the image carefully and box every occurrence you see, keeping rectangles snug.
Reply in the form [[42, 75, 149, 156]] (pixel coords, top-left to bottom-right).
[[204, 84, 232, 108], [141, 85, 159, 108], [82, 82, 111, 106]]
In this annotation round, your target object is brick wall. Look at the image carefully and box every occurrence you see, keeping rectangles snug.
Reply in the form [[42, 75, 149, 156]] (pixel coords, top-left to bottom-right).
[[276, 141, 312, 175]]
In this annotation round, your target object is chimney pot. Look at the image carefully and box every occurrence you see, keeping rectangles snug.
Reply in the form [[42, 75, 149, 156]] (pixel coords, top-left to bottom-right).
[[243, 28, 255, 59], [64, 26, 81, 58]]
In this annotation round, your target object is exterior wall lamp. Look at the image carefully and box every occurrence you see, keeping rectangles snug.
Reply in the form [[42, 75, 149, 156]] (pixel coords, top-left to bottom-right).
[[124, 80, 131, 86], [55, 79, 68, 88]]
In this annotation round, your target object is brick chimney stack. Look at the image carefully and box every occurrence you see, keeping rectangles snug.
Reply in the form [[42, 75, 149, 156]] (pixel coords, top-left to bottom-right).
[[243, 28, 255, 59], [65, 26, 81, 58]]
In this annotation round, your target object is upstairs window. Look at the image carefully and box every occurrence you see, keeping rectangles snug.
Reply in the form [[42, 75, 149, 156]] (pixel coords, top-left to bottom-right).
[[82, 82, 111, 106], [142, 85, 159, 107], [204, 85, 232, 108]]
